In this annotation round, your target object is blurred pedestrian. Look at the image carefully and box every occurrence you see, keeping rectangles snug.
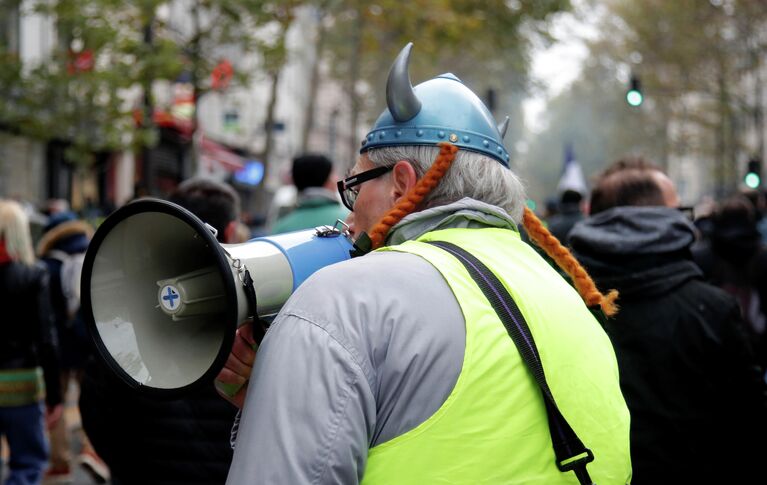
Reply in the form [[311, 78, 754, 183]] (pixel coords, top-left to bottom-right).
[[569, 158, 767, 484], [545, 189, 584, 244], [36, 212, 109, 483], [219, 43, 631, 484], [271, 154, 348, 234], [43, 200, 70, 218], [740, 188, 767, 243], [0, 199, 63, 485], [79, 178, 239, 485], [692, 194, 767, 370], [542, 195, 559, 220]]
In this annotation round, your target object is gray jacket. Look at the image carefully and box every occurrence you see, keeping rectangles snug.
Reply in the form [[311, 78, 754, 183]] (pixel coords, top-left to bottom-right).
[[226, 199, 517, 484]]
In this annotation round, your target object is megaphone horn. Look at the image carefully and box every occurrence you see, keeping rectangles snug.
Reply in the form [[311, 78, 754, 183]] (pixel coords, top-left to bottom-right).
[[81, 198, 354, 398]]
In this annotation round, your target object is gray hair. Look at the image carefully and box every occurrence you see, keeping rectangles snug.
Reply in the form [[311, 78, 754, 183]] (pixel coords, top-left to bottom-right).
[[366, 145, 527, 223], [0, 199, 35, 265]]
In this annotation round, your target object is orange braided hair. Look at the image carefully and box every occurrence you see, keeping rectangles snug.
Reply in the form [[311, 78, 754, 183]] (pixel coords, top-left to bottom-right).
[[368, 142, 459, 249], [367, 141, 618, 317], [522, 206, 619, 317]]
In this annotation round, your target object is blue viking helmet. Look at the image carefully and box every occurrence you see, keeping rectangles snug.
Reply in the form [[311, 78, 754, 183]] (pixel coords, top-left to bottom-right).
[[360, 43, 511, 167]]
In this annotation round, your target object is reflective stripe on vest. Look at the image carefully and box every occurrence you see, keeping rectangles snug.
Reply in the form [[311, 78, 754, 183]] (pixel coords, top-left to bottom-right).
[[362, 228, 631, 485]]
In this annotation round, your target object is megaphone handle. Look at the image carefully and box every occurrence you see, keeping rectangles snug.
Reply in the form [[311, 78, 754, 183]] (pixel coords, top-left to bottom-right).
[[216, 270, 265, 401], [242, 269, 268, 345]]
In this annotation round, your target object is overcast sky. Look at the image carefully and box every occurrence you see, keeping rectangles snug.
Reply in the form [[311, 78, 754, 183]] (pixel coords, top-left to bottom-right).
[[523, 1, 602, 134]]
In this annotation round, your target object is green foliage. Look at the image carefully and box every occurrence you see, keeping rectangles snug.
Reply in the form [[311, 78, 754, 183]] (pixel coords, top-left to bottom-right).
[[0, 1, 169, 165], [323, 0, 570, 123], [587, 0, 767, 193], [524, 0, 767, 200], [1, 0, 572, 171], [0, 0, 275, 166], [177, 0, 280, 94]]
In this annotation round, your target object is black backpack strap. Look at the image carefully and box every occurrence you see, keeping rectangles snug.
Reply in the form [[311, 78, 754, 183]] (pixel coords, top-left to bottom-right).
[[428, 240, 596, 485]]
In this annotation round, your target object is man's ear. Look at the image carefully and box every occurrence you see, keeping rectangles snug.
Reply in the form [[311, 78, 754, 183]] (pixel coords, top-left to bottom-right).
[[390, 160, 418, 203], [223, 220, 238, 244]]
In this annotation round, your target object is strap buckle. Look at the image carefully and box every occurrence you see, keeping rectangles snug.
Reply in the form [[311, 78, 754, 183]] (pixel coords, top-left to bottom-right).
[[557, 449, 594, 472]]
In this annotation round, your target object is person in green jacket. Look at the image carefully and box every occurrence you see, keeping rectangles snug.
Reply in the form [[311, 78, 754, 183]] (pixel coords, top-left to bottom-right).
[[271, 154, 349, 234]]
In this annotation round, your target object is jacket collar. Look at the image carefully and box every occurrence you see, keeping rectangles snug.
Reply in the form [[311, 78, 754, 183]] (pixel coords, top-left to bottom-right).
[[297, 188, 341, 208], [386, 198, 518, 246]]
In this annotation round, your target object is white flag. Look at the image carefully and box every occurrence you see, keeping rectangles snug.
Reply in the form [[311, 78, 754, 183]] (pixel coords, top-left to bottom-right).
[[556, 144, 587, 195]]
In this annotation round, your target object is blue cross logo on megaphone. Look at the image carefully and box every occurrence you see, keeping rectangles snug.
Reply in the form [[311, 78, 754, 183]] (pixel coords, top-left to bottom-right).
[[160, 285, 180, 311]]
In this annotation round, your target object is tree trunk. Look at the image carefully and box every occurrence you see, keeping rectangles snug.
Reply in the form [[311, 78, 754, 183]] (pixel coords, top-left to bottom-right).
[[715, 65, 728, 197], [261, 67, 281, 181], [658, 102, 671, 172], [189, 0, 202, 178], [300, 14, 327, 153], [753, 40, 764, 161], [346, 2, 364, 170], [253, 13, 293, 219], [250, 68, 282, 221], [140, 9, 155, 195]]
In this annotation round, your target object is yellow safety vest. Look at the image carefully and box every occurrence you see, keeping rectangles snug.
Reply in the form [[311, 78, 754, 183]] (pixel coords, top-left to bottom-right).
[[362, 228, 631, 484]]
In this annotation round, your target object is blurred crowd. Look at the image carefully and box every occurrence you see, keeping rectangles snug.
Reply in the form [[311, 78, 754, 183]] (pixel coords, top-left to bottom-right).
[[542, 159, 767, 372], [0, 150, 350, 485]]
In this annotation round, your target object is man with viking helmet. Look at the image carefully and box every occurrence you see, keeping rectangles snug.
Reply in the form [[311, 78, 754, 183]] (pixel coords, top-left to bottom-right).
[[221, 44, 631, 484]]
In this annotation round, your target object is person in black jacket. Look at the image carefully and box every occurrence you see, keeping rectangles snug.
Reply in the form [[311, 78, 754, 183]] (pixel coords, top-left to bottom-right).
[[545, 189, 584, 244], [692, 194, 767, 372], [568, 157, 767, 484], [37, 211, 110, 483], [0, 199, 62, 485], [79, 179, 240, 485]]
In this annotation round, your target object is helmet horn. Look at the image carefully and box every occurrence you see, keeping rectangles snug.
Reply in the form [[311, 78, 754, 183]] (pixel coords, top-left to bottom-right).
[[386, 43, 422, 122], [497, 116, 510, 139]]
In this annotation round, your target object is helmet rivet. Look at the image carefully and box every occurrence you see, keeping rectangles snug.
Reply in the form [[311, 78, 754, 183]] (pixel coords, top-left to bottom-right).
[[379, 131, 386, 139], [438, 131, 445, 138], [449, 133, 458, 143], [497, 146, 503, 153], [417, 130, 424, 137], [483, 140, 490, 147], [463, 135, 470, 143], [361, 139, 367, 146], [396, 130, 402, 137], [367, 134, 374, 141]]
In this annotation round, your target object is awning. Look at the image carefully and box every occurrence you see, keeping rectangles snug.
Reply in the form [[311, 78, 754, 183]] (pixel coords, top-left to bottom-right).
[[200, 136, 245, 173]]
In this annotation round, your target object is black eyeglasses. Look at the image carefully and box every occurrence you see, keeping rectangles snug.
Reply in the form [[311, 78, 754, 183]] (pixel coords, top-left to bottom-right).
[[336, 166, 394, 211]]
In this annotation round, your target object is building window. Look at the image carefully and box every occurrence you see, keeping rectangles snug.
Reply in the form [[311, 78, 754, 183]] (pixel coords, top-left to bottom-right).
[[0, 1, 20, 53]]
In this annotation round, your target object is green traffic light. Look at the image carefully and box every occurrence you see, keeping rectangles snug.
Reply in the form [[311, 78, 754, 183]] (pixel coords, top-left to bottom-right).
[[626, 90, 643, 107], [745, 172, 761, 189]]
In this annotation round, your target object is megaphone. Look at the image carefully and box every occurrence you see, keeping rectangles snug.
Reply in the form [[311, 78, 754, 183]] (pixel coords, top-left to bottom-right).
[[81, 198, 354, 398]]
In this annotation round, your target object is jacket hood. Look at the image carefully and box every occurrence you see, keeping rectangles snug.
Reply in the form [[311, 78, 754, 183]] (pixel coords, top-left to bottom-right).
[[569, 206, 696, 256], [569, 206, 701, 298], [37, 219, 93, 256]]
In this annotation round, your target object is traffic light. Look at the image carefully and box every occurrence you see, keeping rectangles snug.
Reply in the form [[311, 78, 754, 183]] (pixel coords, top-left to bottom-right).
[[626, 75, 643, 107], [745, 158, 762, 189]]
